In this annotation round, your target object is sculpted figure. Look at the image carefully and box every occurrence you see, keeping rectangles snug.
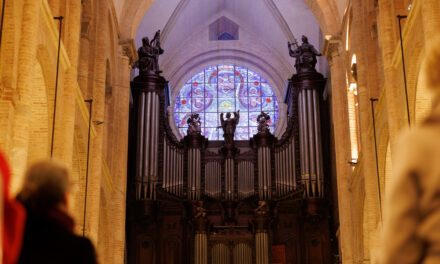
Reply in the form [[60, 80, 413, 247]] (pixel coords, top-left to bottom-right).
[[193, 201, 206, 219], [187, 113, 202, 136], [288, 35, 322, 73], [137, 30, 164, 74], [220, 110, 240, 146], [257, 111, 271, 134], [254, 200, 268, 216]]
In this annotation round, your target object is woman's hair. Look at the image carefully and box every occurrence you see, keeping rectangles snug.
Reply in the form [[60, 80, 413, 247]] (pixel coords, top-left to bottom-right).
[[17, 159, 70, 211]]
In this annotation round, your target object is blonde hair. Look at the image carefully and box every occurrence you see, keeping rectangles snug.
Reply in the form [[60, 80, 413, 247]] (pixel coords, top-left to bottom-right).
[[18, 159, 70, 211]]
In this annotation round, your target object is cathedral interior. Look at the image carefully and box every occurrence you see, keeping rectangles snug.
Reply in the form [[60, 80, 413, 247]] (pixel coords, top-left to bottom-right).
[[1, 0, 439, 263]]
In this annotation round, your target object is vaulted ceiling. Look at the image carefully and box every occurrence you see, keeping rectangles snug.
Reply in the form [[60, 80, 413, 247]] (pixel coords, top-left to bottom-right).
[[132, 0, 332, 92]]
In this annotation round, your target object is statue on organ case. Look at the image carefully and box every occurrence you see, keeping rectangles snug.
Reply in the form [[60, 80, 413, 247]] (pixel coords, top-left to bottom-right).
[[136, 30, 164, 74], [288, 35, 322, 73], [257, 111, 271, 134], [220, 110, 240, 147], [187, 113, 202, 136]]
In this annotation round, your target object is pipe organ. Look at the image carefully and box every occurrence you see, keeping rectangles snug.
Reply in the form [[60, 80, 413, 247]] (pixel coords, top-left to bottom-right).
[[127, 52, 333, 264]]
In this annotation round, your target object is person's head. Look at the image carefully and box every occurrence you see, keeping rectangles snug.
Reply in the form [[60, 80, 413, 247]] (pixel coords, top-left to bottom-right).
[[17, 159, 71, 212]]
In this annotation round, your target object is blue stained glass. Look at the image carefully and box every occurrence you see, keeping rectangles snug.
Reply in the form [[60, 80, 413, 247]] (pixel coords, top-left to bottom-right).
[[248, 71, 260, 83], [205, 84, 217, 97], [237, 98, 249, 111], [248, 97, 262, 110], [192, 85, 204, 98], [262, 97, 275, 111], [191, 98, 205, 112], [249, 127, 258, 137], [248, 83, 261, 97], [204, 97, 217, 112], [205, 66, 217, 84], [235, 127, 249, 140], [204, 127, 219, 140], [179, 128, 187, 137], [174, 97, 191, 112], [176, 112, 191, 127], [173, 64, 279, 140], [261, 83, 274, 96], [218, 98, 235, 112], [218, 83, 235, 98], [192, 72, 204, 85], [204, 113, 219, 127], [218, 66, 234, 83], [235, 67, 247, 83], [249, 112, 260, 126], [179, 84, 192, 98], [237, 112, 249, 127]]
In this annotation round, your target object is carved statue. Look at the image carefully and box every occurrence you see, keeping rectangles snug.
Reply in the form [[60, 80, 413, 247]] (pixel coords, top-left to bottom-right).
[[187, 113, 202, 136], [137, 30, 164, 74], [193, 201, 207, 219], [220, 110, 240, 146], [288, 35, 322, 73], [254, 200, 268, 216], [257, 111, 271, 134]]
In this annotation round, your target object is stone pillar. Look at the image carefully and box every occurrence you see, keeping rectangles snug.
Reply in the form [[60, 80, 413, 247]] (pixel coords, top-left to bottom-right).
[[253, 212, 270, 264], [421, 0, 440, 45], [109, 49, 133, 264], [378, 0, 406, 144], [292, 71, 326, 198], [11, 0, 42, 192], [52, 0, 81, 166], [323, 37, 355, 263]]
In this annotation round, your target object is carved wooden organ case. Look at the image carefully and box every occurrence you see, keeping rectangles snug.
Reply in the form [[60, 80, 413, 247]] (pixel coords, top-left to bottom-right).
[[126, 69, 334, 264]]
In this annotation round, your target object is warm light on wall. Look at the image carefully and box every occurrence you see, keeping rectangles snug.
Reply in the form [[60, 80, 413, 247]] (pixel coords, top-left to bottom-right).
[[347, 54, 360, 162]]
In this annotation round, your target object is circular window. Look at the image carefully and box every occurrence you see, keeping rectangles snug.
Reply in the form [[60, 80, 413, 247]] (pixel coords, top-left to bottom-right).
[[174, 64, 279, 140]]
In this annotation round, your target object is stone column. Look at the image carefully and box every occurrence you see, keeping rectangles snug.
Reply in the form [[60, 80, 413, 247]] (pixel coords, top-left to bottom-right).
[[11, 0, 42, 192], [53, 0, 81, 166], [421, 0, 440, 45], [109, 47, 133, 263], [323, 38, 355, 263]]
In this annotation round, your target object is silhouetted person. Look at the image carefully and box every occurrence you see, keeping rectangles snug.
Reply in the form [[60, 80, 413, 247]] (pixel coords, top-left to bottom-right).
[[17, 159, 97, 264], [381, 38, 440, 264]]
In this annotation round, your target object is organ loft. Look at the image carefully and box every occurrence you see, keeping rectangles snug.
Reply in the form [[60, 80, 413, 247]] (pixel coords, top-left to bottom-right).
[[126, 32, 333, 264]]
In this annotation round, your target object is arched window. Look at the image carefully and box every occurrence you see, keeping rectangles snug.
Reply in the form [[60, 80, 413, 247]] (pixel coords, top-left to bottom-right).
[[173, 64, 279, 140]]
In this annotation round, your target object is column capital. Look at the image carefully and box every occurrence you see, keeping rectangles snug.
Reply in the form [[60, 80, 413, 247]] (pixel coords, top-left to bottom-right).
[[119, 38, 138, 67], [322, 35, 342, 64]]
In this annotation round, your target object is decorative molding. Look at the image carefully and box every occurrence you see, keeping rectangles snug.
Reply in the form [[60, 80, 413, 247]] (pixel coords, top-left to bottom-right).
[[263, 0, 296, 42], [119, 38, 138, 66], [322, 36, 342, 62]]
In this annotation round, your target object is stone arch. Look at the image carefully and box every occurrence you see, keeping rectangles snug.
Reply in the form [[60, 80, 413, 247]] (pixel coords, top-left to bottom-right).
[[119, 0, 341, 39]]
